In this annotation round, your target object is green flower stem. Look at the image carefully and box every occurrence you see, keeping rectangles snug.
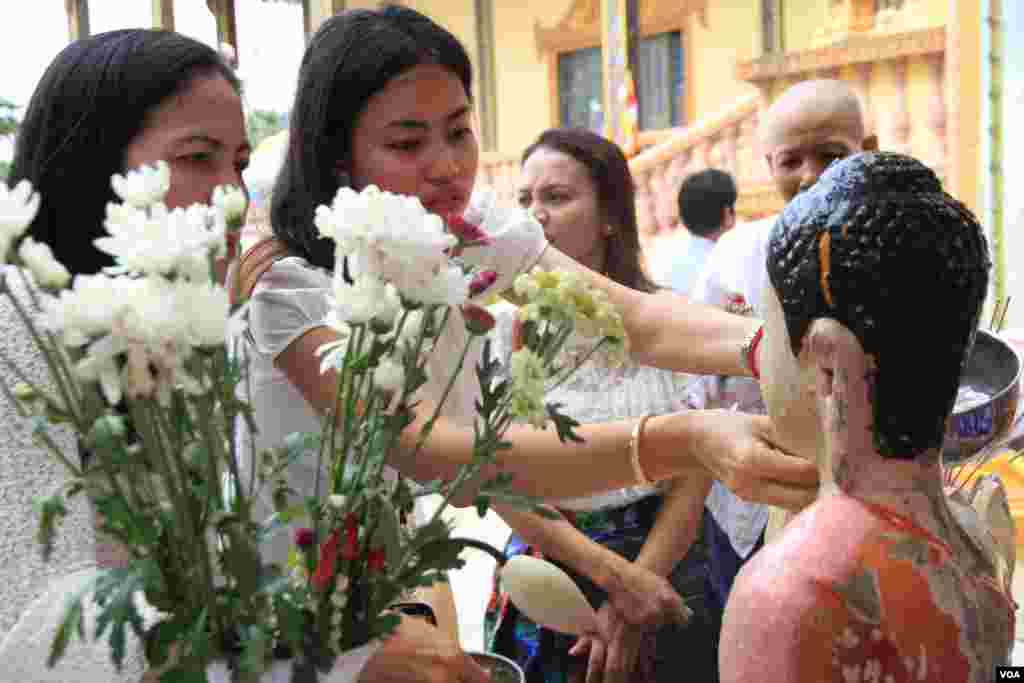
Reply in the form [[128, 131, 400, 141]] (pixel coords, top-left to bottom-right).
[[12, 266, 89, 416], [407, 330, 473, 463], [0, 378, 82, 476], [207, 347, 249, 512], [130, 400, 196, 601], [2, 283, 86, 431]]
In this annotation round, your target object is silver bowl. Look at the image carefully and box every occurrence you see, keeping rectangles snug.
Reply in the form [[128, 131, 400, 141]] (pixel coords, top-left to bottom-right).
[[465, 651, 525, 683], [942, 329, 1022, 464]]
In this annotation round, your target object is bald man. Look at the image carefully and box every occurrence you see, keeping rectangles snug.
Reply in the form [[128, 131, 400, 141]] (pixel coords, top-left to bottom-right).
[[689, 79, 878, 616]]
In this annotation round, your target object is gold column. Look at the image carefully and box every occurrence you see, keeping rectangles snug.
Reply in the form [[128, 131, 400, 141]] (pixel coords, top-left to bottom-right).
[[989, 0, 1005, 306], [152, 0, 174, 30], [65, 0, 90, 41], [946, 0, 983, 215], [474, 0, 497, 151], [303, 0, 346, 40], [207, 0, 239, 65]]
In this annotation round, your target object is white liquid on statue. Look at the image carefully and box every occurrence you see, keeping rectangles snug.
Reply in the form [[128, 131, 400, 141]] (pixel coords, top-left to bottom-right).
[[954, 385, 991, 413]]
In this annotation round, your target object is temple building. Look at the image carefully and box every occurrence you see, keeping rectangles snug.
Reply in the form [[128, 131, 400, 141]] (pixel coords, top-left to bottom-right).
[[60, 0, 1019, 319]]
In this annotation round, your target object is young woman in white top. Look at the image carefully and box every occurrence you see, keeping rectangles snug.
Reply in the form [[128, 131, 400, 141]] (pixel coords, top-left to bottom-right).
[[237, 5, 817, 682]]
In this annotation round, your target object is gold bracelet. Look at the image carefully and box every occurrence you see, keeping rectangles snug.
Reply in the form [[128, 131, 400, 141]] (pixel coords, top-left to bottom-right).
[[630, 413, 655, 486]]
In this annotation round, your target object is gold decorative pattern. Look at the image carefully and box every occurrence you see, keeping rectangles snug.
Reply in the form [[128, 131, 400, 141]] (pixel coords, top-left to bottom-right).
[[736, 26, 944, 84], [533, 0, 707, 54]]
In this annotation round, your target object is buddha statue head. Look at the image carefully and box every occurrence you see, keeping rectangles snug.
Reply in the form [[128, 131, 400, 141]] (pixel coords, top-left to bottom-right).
[[759, 151, 990, 464]]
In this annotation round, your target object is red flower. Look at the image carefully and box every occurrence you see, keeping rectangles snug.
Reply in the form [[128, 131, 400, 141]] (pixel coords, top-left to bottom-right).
[[311, 529, 340, 591], [446, 214, 490, 246], [366, 547, 386, 573], [461, 304, 496, 335], [294, 527, 315, 549], [469, 270, 498, 297], [341, 513, 360, 561]]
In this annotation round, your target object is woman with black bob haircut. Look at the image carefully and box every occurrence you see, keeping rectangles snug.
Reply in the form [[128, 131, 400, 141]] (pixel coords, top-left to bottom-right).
[[10, 28, 247, 276], [0, 28, 249, 681], [270, 4, 473, 270]]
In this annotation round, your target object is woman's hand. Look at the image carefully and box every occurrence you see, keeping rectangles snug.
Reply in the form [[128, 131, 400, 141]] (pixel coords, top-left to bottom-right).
[[358, 615, 489, 683], [649, 410, 819, 512], [569, 603, 647, 683], [599, 558, 690, 630]]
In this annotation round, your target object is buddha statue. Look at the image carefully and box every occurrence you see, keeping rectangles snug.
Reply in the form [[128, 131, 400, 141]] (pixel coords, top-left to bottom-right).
[[720, 151, 1016, 682]]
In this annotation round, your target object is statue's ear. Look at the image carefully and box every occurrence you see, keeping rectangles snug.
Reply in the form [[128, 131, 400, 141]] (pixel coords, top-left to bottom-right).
[[861, 134, 879, 152]]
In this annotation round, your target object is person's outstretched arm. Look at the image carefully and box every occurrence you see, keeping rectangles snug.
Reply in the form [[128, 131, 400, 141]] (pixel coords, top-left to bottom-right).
[[276, 326, 816, 511], [532, 246, 760, 377]]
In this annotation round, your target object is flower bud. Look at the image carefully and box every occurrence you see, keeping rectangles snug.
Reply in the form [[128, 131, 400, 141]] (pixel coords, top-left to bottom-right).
[[294, 527, 315, 549], [446, 215, 490, 246], [462, 304, 496, 335], [468, 270, 498, 298]]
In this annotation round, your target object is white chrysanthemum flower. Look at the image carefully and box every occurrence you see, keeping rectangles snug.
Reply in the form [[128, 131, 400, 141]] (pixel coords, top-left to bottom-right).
[[328, 494, 347, 509], [115, 277, 189, 347], [414, 265, 470, 306], [111, 161, 170, 208], [43, 274, 137, 346], [211, 184, 247, 227], [373, 358, 405, 395], [177, 281, 229, 347], [18, 238, 70, 290], [75, 340, 125, 406], [0, 180, 40, 250], [331, 274, 389, 325], [371, 282, 402, 331], [96, 201, 221, 278], [319, 185, 457, 298]]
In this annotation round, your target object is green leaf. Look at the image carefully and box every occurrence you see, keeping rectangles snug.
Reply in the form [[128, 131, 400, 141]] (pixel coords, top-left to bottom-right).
[[369, 498, 404, 568], [92, 561, 163, 671], [184, 608, 211, 665], [34, 493, 68, 562], [47, 590, 89, 668], [238, 623, 270, 674], [547, 403, 584, 444], [159, 667, 208, 683], [144, 619, 186, 669]]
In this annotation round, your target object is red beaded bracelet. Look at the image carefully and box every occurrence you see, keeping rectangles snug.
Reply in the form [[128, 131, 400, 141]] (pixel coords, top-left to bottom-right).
[[742, 324, 764, 380]]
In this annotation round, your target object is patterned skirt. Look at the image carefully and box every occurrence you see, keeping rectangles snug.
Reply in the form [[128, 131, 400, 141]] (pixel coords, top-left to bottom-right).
[[483, 495, 722, 683]]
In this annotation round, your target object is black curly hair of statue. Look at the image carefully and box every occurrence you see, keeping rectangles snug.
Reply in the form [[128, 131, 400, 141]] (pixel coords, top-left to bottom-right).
[[766, 151, 991, 459]]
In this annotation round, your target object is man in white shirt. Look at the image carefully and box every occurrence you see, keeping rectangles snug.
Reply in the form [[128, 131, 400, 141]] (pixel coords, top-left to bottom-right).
[[688, 79, 878, 612], [664, 168, 737, 295]]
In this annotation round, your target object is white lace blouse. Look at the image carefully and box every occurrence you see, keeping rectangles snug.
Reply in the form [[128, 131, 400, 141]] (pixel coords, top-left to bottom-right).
[[490, 303, 694, 512]]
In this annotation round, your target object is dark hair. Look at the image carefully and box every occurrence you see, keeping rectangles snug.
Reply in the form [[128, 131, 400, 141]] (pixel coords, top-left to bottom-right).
[[767, 152, 990, 458], [677, 168, 737, 238], [9, 29, 239, 276], [271, 5, 473, 270], [522, 128, 655, 292]]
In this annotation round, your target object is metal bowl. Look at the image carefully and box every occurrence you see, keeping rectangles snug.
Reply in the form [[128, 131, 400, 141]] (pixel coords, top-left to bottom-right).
[[466, 651, 525, 683], [942, 329, 1022, 464]]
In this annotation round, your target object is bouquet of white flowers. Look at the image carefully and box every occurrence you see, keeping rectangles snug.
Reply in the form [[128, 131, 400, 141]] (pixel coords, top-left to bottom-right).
[[0, 167, 625, 683]]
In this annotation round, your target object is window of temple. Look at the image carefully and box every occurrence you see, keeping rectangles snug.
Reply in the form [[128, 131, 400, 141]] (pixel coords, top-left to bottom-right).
[[636, 31, 684, 128], [558, 47, 605, 132]]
